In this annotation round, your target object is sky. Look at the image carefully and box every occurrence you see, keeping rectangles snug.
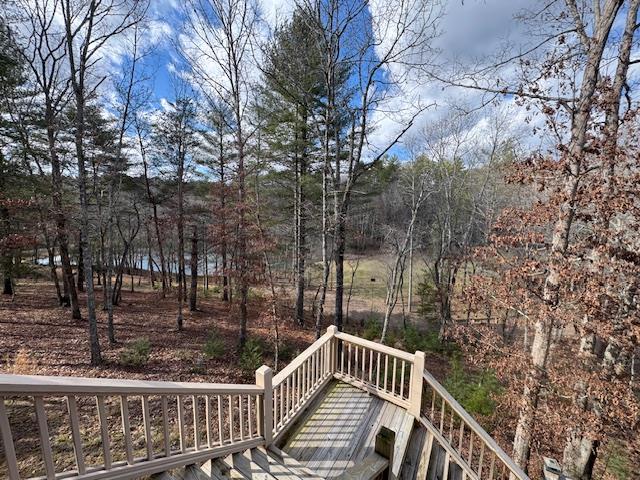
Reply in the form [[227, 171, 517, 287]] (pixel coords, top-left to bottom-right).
[[104, 0, 638, 161]]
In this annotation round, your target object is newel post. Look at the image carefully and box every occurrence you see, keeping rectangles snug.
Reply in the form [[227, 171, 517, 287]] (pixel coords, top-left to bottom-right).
[[409, 351, 425, 418], [255, 365, 273, 445], [326, 325, 338, 374]]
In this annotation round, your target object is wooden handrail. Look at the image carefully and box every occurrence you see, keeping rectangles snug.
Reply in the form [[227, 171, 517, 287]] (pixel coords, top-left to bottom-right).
[[334, 332, 415, 362], [272, 329, 334, 385], [421, 371, 529, 480], [0, 374, 263, 395]]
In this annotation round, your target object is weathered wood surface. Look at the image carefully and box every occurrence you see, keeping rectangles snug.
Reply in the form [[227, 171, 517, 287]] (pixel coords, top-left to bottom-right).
[[280, 382, 414, 479]]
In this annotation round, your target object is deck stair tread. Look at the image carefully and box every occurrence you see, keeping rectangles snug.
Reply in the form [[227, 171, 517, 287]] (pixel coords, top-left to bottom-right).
[[201, 457, 248, 480], [335, 453, 388, 480], [221, 451, 280, 480], [261, 447, 324, 480]]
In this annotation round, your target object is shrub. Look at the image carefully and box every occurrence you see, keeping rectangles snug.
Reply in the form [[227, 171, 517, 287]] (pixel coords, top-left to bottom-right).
[[362, 318, 382, 341], [443, 356, 502, 417], [120, 338, 151, 367], [277, 343, 299, 363], [203, 333, 225, 360], [240, 338, 264, 373], [416, 274, 437, 319], [402, 325, 457, 355]]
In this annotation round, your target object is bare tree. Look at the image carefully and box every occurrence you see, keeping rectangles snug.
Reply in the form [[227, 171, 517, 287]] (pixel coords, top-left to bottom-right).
[[380, 156, 433, 341], [182, 0, 260, 346], [16, 0, 81, 319]]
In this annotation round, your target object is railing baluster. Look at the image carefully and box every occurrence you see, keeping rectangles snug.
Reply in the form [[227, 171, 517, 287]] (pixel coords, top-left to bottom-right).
[[448, 408, 454, 441], [376, 352, 381, 389], [392, 357, 397, 395], [340, 340, 345, 373], [161, 396, 170, 457], [217, 395, 224, 446], [205, 395, 212, 447], [177, 395, 186, 452], [193, 395, 201, 450], [369, 349, 373, 383], [478, 443, 485, 477], [0, 396, 20, 480], [95, 395, 111, 470], [228, 395, 234, 443], [400, 360, 405, 398], [239, 395, 244, 441], [296, 365, 301, 407], [66, 396, 85, 474], [121, 395, 134, 463], [430, 390, 435, 421], [303, 360, 308, 397], [488, 453, 496, 479], [384, 355, 389, 391], [142, 395, 153, 459], [247, 395, 252, 437], [286, 376, 291, 419], [468, 433, 474, 465], [279, 383, 284, 426], [439, 399, 445, 433], [35, 396, 55, 479], [458, 419, 465, 451], [354, 345, 358, 378], [348, 343, 352, 377]]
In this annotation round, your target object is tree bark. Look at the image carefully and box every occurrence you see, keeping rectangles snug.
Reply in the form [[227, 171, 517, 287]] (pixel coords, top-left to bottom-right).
[[77, 231, 84, 292], [189, 225, 198, 311]]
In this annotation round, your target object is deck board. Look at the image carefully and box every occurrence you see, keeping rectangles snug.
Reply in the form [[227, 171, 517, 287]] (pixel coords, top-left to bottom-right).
[[281, 381, 413, 478]]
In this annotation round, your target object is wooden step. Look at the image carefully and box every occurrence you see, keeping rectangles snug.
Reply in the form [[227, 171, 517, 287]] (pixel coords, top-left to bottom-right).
[[201, 457, 248, 480], [222, 451, 279, 480], [244, 448, 308, 480], [266, 446, 324, 480], [336, 453, 388, 480]]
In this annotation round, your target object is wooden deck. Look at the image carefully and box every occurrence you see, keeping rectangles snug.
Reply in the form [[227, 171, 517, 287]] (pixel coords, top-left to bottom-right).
[[0, 328, 529, 480], [279, 381, 414, 478]]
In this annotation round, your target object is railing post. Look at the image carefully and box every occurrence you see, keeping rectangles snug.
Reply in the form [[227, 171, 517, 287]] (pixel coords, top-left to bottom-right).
[[255, 365, 273, 446], [409, 351, 425, 418], [327, 325, 338, 374]]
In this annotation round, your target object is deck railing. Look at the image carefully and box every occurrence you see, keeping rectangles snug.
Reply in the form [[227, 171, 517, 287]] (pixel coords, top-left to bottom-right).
[[269, 328, 334, 440], [0, 376, 263, 479], [420, 371, 529, 480], [0, 326, 528, 480]]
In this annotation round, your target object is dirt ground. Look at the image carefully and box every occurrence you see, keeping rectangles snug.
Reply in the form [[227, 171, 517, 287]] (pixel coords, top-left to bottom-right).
[[0, 279, 321, 382]]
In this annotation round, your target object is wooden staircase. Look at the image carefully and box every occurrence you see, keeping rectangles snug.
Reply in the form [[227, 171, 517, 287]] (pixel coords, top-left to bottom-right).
[[0, 327, 529, 480]]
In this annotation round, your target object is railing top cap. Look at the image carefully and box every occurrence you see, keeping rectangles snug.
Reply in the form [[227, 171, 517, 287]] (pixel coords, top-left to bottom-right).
[[0, 374, 263, 395]]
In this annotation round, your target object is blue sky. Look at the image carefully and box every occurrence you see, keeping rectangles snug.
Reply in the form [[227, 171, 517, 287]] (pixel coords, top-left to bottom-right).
[[116, 0, 640, 160]]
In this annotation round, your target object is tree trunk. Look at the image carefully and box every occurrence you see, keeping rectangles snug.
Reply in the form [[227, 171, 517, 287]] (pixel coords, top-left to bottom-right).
[[295, 148, 307, 327], [190, 225, 198, 311], [47, 118, 80, 318], [176, 150, 185, 331], [334, 209, 346, 331], [77, 231, 84, 292]]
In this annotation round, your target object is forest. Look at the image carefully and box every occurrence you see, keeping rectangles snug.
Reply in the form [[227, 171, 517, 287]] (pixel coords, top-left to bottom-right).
[[0, 0, 639, 479]]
